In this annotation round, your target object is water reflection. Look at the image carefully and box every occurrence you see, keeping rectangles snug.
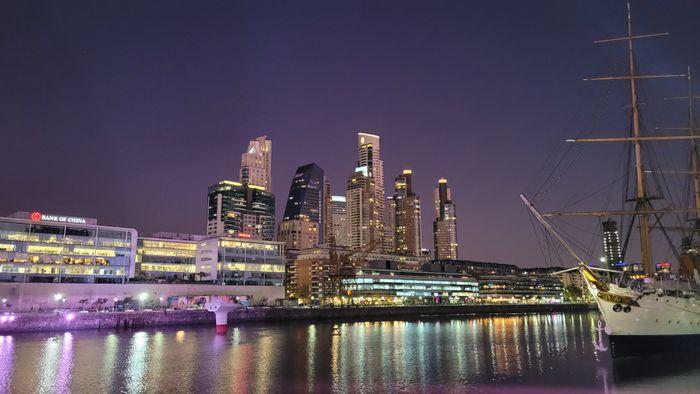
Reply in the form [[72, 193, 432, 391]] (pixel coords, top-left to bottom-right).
[[0, 336, 14, 393], [125, 331, 149, 393], [3, 312, 700, 392]]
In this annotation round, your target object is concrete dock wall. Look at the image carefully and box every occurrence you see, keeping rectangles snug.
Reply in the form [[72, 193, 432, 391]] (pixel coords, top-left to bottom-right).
[[0, 282, 284, 312], [0, 303, 597, 333]]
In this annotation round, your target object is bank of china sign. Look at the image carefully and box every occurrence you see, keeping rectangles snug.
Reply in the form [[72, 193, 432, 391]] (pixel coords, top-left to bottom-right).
[[31, 211, 87, 225]]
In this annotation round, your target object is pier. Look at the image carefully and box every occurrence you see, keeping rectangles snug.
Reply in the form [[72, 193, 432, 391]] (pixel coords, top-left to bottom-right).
[[0, 303, 596, 333]]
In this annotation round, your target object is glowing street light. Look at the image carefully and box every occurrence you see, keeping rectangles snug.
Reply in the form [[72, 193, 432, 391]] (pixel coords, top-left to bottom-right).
[[53, 293, 63, 302], [139, 293, 148, 301]]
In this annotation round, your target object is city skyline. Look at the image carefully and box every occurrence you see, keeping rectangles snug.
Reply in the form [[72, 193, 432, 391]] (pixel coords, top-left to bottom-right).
[[2, 1, 700, 267]]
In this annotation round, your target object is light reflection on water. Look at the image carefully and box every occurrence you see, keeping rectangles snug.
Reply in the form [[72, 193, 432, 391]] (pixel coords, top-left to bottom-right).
[[2, 311, 700, 392]]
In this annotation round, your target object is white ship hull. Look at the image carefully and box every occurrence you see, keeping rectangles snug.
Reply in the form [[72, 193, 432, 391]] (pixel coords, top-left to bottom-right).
[[588, 281, 700, 358]]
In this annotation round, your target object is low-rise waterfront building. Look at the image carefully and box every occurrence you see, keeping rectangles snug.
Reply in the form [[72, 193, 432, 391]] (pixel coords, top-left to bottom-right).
[[286, 246, 429, 304], [0, 212, 137, 283], [335, 263, 479, 306], [424, 260, 564, 303], [195, 236, 285, 286], [135, 233, 203, 282]]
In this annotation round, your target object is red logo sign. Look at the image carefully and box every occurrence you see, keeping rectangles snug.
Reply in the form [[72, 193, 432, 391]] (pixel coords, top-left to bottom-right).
[[30, 212, 42, 221], [238, 233, 252, 239]]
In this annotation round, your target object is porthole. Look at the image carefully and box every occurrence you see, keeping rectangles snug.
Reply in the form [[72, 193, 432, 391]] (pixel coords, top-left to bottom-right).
[[623, 306, 632, 313], [613, 304, 623, 312]]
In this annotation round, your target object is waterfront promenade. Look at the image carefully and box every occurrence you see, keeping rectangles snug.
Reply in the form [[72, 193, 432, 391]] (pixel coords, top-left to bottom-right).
[[0, 303, 595, 333]]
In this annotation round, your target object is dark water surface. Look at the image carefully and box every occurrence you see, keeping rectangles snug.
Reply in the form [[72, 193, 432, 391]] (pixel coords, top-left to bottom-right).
[[1, 311, 699, 393]]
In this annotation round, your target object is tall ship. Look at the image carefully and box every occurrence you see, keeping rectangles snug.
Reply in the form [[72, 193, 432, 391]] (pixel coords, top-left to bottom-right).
[[523, 2, 700, 358]]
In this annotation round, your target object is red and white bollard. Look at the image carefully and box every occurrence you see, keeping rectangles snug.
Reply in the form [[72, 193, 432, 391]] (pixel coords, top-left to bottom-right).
[[205, 299, 244, 335]]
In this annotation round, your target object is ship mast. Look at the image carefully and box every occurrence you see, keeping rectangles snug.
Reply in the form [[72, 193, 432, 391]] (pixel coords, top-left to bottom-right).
[[686, 68, 700, 220], [541, 2, 697, 277], [623, 2, 654, 275]]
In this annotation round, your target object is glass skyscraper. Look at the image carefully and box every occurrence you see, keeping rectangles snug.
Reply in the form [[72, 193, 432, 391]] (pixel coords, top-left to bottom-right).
[[282, 164, 325, 236], [207, 180, 275, 241]]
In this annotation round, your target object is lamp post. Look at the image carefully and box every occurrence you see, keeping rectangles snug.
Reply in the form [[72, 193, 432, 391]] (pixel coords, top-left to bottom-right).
[[53, 293, 63, 311], [138, 292, 148, 310]]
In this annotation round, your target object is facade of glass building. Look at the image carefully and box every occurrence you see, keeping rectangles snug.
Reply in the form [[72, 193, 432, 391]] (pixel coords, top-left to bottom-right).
[[0, 212, 137, 283], [207, 180, 275, 240], [425, 260, 564, 303], [136, 234, 202, 281], [282, 163, 324, 223], [195, 236, 285, 286], [339, 268, 479, 304]]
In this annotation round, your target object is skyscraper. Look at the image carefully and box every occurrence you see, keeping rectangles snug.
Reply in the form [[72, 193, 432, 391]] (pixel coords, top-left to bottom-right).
[[355, 132, 390, 252], [386, 196, 396, 252], [282, 164, 324, 224], [346, 169, 380, 250], [278, 163, 325, 251], [602, 218, 622, 269], [240, 135, 272, 191], [433, 178, 458, 260], [330, 195, 348, 247], [323, 178, 333, 245], [393, 169, 422, 256], [207, 180, 275, 240]]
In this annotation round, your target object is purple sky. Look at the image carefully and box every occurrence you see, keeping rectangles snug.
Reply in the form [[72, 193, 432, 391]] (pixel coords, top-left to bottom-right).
[[2, 1, 699, 267]]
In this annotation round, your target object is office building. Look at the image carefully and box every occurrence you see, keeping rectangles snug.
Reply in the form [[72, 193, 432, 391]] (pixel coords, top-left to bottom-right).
[[393, 169, 422, 256], [286, 246, 429, 304], [433, 178, 458, 260], [337, 264, 479, 305], [424, 260, 564, 303], [207, 180, 275, 240], [136, 233, 203, 282], [330, 195, 348, 247], [240, 135, 272, 191], [0, 212, 137, 283], [279, 163, 325, 250], [602, 218, 622, 269], [195, 236, 285, 285]]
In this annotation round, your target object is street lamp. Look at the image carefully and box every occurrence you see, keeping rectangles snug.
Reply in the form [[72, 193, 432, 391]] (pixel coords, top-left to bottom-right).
[[53, 293, 63, 302], [139, 292, 148, 310]]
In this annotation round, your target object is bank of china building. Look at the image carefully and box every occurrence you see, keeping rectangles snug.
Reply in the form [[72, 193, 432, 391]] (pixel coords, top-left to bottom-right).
[[0, 212, 137, 283]]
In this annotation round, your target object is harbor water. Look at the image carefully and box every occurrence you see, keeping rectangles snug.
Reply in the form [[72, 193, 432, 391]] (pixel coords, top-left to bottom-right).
[[1, 311, 699, 393]]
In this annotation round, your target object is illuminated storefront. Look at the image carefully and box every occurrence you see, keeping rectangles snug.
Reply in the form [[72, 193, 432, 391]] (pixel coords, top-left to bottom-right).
[[195, 236, 285, 286], [0, 212, 137, 283], [336, 268, 479, 306]]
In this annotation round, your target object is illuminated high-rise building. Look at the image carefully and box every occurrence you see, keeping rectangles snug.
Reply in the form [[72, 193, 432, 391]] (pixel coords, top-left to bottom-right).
[[323, 178, 333, 245], [433, 178, 458, 260], [356, 132, 390, 252], [207, 180, 275, 240], [386, 196, 396, 251], [346, 169, 381, 250], [330, 195, 348, 247], [278, 163, 325, 250], [240, 135, 272, 191], [602, 218, 622, 269], [393, 169, 422, 256]]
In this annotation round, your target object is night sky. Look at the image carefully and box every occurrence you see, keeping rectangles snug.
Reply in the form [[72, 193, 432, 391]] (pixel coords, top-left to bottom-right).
[[2, 1, 699, 267]]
